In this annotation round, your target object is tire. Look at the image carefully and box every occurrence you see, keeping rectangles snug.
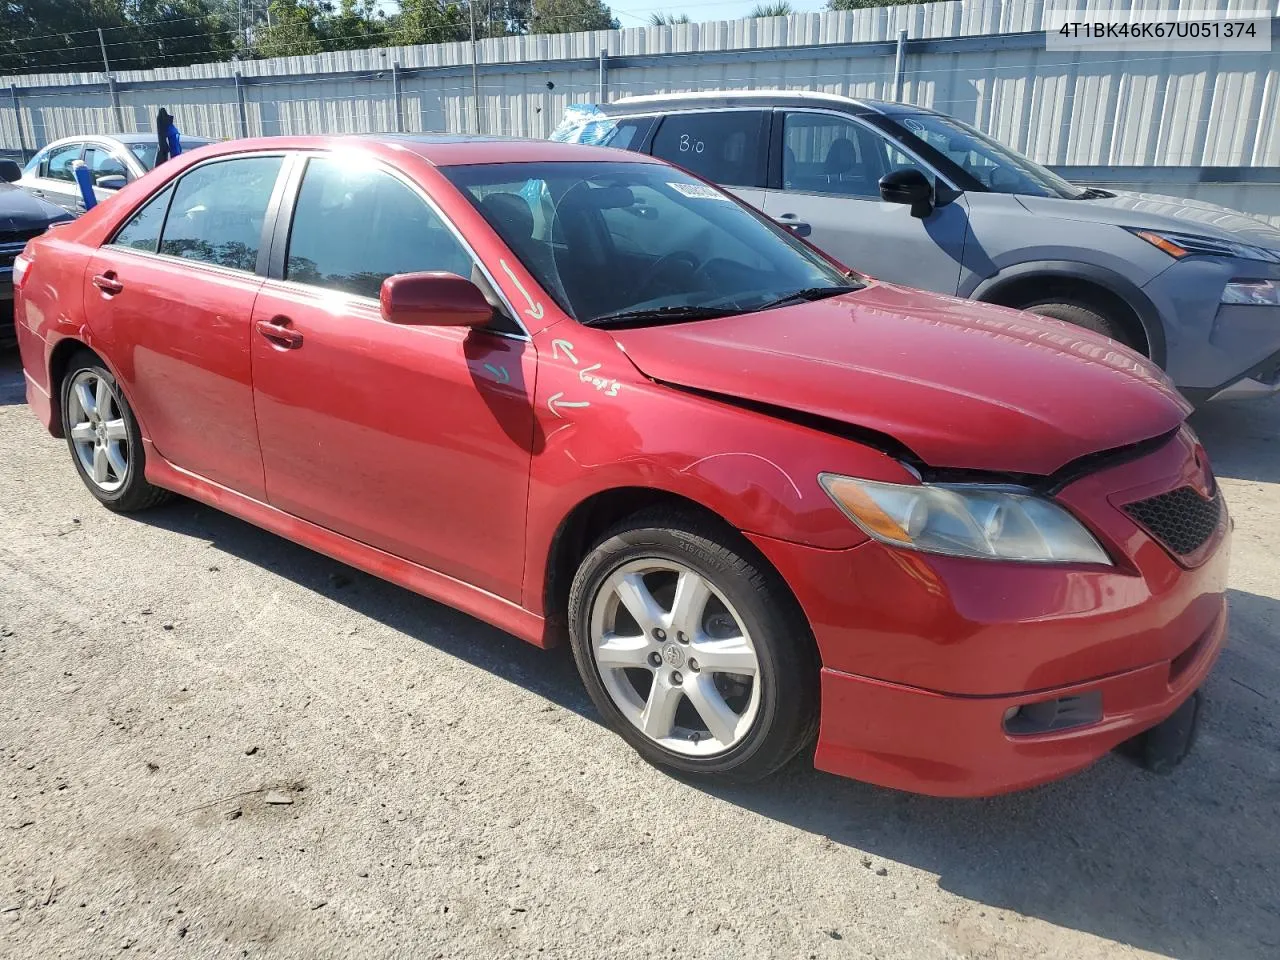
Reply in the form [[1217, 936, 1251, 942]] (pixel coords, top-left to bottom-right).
[[60, 351, 171, 513], [567, 510, 819, 782], [1020, 300, 1136, 350]]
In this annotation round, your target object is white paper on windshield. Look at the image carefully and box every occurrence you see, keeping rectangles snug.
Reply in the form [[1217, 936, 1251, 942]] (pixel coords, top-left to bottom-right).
[[667, 181, 730, 201]]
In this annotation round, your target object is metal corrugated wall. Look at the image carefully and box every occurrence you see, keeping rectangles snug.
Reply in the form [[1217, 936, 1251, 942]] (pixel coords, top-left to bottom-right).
[[3, 1, 1280, 219]]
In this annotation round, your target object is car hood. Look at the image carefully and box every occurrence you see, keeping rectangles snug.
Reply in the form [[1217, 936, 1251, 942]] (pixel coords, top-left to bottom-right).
[[609, 283, 1191, 476], [1018, 190, 1280, 249], [0, 182, 70, 232]]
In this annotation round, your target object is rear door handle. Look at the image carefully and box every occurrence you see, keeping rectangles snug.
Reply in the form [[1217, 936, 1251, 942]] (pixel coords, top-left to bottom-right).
[[256, 317, 304, 349], [773, 214, 812, 238], [91, 272, 123, 295]]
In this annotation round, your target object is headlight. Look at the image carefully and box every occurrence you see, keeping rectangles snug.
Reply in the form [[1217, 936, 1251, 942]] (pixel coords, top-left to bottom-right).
[[1221, 279, 1280, 306], [1131, 228, 1280, 264], [818, 474, 1112, 565]]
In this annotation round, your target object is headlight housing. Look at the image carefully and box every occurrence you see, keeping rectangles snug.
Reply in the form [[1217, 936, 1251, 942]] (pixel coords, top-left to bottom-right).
[[1221, 278, 1280, 306], [819, 474, 1112, 565], [1130, 228, 1280, 264]]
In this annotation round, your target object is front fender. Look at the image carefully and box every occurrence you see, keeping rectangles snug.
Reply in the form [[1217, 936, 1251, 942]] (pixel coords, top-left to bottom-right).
[[521, 325, 917, 617]]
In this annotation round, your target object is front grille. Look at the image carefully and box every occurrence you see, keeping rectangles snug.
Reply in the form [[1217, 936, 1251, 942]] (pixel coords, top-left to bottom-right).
[[1124, 486, 1222, 556]]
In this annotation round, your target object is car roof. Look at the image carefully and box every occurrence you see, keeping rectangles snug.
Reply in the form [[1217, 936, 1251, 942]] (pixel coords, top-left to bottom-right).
[[600, 89, 940, 117], [188, 133, 662, 167], [41, 132, 215, 148]]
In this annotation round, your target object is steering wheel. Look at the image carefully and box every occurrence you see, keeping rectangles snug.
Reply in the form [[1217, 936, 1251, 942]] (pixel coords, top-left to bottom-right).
[[634, 250, 702, 295]]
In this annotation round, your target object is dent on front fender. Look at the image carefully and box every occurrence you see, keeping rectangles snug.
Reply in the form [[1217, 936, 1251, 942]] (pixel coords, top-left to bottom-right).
[[519, 349, 920, 617]]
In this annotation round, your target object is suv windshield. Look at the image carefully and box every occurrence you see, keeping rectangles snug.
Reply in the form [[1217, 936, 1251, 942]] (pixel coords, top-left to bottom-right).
[[892, 113, 1086, 200], [442, 161, 854, 325]]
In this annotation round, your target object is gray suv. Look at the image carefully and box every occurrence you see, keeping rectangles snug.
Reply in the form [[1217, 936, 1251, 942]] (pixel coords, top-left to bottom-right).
[[553, 91, 1280, 403]]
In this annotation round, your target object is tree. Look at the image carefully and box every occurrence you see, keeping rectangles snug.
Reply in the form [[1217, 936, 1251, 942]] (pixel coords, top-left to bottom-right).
[[827, 0, 932, 9], [388, 0, 470, 46], [254, 0, 327, 58], [750, 2, 793, 16], [0, 0, 234, 74], [648, 12, 691, 25], [530, 0, 619, 34]]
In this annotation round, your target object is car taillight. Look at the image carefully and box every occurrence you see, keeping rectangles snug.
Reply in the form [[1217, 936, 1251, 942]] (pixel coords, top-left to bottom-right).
[[12, 253, 31, 292]]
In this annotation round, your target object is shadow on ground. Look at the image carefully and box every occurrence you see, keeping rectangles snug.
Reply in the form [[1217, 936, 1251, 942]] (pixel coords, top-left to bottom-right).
[[1191, 394, 1280, 485], [133, 501, 1280, 960], [0, 351, 25, 406]]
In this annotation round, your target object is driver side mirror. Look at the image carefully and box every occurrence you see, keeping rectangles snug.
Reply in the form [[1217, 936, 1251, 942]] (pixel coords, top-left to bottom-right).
[[879, 168, 934, 219], [380, 272, 495, 327], [0, 159, 21, 183], [94, 173, 127, 190]]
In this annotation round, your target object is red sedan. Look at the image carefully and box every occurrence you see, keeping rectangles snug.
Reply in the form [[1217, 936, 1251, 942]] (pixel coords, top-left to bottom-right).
[[13, 136, 1228, 796]]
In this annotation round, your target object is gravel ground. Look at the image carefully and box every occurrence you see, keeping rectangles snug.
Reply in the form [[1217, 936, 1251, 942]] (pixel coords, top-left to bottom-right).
[[1, 351, 1277, 960]]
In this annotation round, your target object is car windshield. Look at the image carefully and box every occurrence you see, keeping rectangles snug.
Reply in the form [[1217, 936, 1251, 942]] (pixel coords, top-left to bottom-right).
[[894, 113, 1086, 200], [441, 161, 854, 325]]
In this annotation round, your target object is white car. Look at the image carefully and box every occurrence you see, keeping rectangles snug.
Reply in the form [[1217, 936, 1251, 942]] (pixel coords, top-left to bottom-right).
[[16, 133, 213, 215]]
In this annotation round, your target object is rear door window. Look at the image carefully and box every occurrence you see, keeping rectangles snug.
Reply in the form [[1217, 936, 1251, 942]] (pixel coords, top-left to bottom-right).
[[650, 111, 768, 188], [110, 184, 175, 253], [158, 156, 283, 272]]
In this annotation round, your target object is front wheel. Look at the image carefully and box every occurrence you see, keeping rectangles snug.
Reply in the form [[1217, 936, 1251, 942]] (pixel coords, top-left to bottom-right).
[[567, 513, 818, 782]]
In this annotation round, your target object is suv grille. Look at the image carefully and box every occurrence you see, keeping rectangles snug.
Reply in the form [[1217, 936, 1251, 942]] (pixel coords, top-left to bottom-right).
[[1124, 486, 1222, 556], [0, 229, 42, 269]]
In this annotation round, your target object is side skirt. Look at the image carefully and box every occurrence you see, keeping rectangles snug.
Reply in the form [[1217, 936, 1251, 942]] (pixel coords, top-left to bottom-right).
[[143, 442, 551, 649]]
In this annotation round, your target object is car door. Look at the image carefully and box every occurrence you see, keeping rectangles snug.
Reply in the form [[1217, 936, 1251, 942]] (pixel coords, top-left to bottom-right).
[[761, 110, 970, 294], [84, 153, 287, 500], [23, 141, 86, 214], [647, 110, 770, 210], [249, 153, 536, 601]]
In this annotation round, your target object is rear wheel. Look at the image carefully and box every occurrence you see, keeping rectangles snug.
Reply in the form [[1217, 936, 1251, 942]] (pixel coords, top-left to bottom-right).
[[1020, 299, 1136, 350], [60, 352, 171, 512], [567, 512, 818, 782]]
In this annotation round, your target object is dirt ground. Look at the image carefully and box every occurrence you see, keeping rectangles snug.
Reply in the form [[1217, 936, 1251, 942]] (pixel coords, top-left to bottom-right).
[[1, 351, 1277, 960]]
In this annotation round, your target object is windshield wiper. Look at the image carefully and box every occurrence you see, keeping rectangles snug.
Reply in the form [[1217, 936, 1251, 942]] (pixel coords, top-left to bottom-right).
[[1076, 187, 1114, 200], [754, 283, 864, 311], [581, 304, 743, 328]]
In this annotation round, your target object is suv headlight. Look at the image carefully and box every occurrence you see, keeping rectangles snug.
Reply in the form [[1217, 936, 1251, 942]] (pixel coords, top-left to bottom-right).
[[1131, 228, 1280, 264], [1221, 279, 1280, 305], [819, 474, 1112, 565]]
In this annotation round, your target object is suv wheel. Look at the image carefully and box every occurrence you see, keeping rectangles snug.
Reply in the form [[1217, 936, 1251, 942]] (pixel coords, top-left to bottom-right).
[[1021, 300, 1135, 350]]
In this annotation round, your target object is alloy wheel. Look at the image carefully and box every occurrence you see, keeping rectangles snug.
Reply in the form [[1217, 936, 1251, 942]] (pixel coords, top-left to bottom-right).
[[66, 370, 130, 493], [588, 558, 762, 757]]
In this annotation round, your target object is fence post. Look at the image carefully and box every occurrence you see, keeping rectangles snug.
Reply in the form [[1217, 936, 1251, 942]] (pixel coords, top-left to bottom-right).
[[892, 29, 907, 102], [598, 49, 608, 103], [469, 3, 481, 133], [234, 71, 249, 139], [8, 85, 28, 162], [392, 61, 404, 133], [106, 75, 126, 131]]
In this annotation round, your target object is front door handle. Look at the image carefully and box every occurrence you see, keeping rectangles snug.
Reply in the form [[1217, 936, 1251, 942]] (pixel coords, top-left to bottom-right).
[[773, 214, 812, 238], [91, 272, 123, 295], [256, 317, 303, 349]]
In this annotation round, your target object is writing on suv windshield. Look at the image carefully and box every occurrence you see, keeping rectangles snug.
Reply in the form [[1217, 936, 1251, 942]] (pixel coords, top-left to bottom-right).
[[441, 161, 855, 326]]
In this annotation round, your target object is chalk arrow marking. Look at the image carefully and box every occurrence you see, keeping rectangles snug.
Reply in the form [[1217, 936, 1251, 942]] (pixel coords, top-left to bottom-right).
[[547, 392, 590, 419], [551, 339, 578, 365], [483, 363, 510, 385], [500, 259, 545, 321]]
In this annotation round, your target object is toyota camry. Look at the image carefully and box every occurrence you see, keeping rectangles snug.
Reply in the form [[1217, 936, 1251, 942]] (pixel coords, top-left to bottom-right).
[[13, 136, 1228, 795]]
